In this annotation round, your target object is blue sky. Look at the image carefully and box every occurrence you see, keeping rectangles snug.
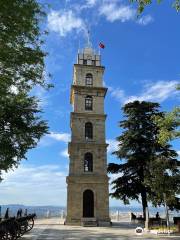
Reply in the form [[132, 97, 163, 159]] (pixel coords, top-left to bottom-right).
[[0, 0, 179, 207]]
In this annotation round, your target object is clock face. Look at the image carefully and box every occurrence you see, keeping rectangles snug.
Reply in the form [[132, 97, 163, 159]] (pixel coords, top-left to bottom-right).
[[87, 55, 92, 60]]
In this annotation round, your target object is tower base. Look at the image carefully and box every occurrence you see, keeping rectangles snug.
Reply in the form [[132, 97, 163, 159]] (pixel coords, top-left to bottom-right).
[[65, 217, 111, 227], [81, 218, 97, 227]]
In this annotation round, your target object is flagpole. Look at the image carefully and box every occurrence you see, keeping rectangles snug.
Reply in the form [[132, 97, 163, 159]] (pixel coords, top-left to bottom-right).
[[78, 39, 80, 54]]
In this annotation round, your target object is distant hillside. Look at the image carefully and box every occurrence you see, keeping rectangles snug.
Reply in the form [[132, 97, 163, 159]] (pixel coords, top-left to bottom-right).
[[0, 204, 178, 219], [0, 204, 66, 218]]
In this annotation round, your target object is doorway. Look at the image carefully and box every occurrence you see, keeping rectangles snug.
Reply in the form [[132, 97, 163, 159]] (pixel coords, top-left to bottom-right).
[[83, 189, 94, 217]]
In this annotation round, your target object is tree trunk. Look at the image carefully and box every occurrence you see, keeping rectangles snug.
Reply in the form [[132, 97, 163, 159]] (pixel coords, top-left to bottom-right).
[[164, 193, 170, 232], [141, 190, 148, 220], [145, 206, 150, 230]]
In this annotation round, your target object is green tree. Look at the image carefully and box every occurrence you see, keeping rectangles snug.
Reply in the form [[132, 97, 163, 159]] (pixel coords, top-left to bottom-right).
[[108, 101, 179, 219], [0, 91, 48, 179], [147, 144, 180, 210], [0, 0, 50, 91], [155, 107, 180, 145], [0, 0, 50, 178], [146, 143, 180, 227], [130, 0, 180, 13], [154, 84, 180, 145]]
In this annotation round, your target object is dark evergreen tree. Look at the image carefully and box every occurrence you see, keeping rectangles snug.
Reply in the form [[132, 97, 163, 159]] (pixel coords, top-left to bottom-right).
[[108, 101, 179, 219]]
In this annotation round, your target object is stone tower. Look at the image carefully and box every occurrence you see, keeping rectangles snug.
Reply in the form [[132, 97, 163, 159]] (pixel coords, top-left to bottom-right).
[[66, 44, 110, 226]]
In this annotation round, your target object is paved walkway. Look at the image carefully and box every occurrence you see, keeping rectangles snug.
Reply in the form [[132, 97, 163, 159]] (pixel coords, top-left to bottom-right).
[[21, 218, 180, 240]]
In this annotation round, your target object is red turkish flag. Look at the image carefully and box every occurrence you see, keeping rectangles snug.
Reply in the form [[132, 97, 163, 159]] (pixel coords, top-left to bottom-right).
[[99, 42, 105, 49]]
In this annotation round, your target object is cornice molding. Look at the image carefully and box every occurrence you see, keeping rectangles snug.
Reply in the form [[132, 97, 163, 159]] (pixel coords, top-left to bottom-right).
[[71, 84, 107, 93], [66, 175, 109, 184], [68, 142, 109, 148], [71, 112, 107, 119], [74, 64, 105, 71]]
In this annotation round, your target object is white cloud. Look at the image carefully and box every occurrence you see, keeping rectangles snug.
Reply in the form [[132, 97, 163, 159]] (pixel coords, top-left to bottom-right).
[[99, 2, 136, 22], [76, 0, 97, 11], [38, 135, 54, 147], [107, 139, 119, 153], [47, 10, 85, 37], [126, 80, 179, 103], [177, 151, 180, 157], [99, 2, 153, 25], [31, 86, 49, 108], [110, 88, 126, 103], [47, 2, 153, 38], [109, 80, 179, 104], [86, 0, 97, 6], [38, 132, 70, 148], [49, 132, 70, 143], [60, 148, 69, 158], [137, 15, 154, 26], [0, 165, 67, 205]]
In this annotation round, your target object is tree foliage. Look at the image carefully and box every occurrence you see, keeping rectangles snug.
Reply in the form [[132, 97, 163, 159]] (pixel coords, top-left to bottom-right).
[[0, 0, 49, 178], [155, 107, 180, 145], [0, 91, 48, 178], [0, 0, 50, 91], [146, 144, 180, 210], [108, 101, 179, 218], [130, 0, 180, 13], [154, 85, 180, 145]]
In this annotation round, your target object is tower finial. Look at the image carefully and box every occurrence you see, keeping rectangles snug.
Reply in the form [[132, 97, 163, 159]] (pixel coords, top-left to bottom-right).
[[86, 29, 92, 48]]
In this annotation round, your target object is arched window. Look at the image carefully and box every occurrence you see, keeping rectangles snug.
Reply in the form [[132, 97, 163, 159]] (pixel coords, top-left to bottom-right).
[[85, 96, 93, 110], [84, 153, 93, 172], [85, 122, 93, 139], [86, 73, 93, 86]]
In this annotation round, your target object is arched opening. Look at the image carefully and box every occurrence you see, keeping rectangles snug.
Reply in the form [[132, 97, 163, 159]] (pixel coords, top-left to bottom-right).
[[83, 189, 94, 217], [85, 122, 93, 139], [85, 73, 93, 86], [85, 96, 93, 110], [84, 152, 93, 172]]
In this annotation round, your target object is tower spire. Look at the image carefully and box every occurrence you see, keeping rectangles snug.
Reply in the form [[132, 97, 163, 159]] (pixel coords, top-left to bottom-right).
[[86, 29, 92, 48]]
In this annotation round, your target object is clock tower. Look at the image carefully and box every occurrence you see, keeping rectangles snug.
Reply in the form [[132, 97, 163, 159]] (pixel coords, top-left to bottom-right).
[[66, 43, 110, 226]]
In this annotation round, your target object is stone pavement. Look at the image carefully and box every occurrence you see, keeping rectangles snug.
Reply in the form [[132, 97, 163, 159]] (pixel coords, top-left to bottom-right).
[[21, 218, 180, 240]]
